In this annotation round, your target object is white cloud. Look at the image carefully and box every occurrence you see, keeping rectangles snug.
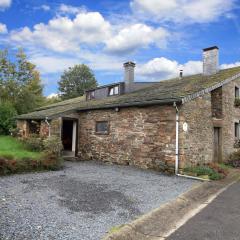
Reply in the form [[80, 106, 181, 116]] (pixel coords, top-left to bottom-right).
[[0, 0, 11, 9], [131, 0, 236, 23], [221, 62, 240, 69], [0, 23, 7, 34], [58, 4, 85, 15], [47, 93, 59, 98], [9, 10, 170, 56], [10, 12, 112, 53], [30, 55, 80, 74], [41, 5, 50, 11], [137, 57, 202, 80], [105, 23, 169, 54]]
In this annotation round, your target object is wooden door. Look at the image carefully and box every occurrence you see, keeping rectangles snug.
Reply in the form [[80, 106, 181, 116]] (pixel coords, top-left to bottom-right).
[[214, 127, 221, 162]]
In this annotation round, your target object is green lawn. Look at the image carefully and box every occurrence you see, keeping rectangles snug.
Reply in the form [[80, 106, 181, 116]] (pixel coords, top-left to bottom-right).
[[0, 136, 42, 160]]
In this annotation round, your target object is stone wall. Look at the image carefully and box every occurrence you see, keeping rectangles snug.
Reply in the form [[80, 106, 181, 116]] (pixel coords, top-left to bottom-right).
[[78, 105, 176, 172], [50, 118, 62, 138], [178, 76, 240, 166], [17, 120, 28, 137], [221, 77, 240, 160], [179, 93, 214, 167], [211, 87, 223, 118]]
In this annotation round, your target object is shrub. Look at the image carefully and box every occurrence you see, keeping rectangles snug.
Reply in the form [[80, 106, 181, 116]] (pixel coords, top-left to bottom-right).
[[0, 101, 17, 135], [23, 134, 44, 152], [228, 150, 240, 168], [184, 164, 226, 180], [43, 136, 63, 156], [40, 153, 63, 171], [9, 128, 21, 137]]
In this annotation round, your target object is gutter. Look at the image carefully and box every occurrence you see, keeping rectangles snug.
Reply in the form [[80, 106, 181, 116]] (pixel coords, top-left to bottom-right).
[[173, 102, 209, 181]]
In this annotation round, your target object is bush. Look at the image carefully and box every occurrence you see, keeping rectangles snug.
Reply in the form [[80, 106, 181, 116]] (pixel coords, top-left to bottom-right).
[[228, 150, 240, 168], [43, 136, 63, 156], [40, 153, 63, 171], [184, 164, 226, 180], [0, 101, 17, 135], [9, 128, 21, 137], [23, 134, 44, 152], [0, 155, 63, 175]]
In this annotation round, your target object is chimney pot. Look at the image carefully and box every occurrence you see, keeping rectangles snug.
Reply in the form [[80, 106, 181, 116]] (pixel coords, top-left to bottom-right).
[[203, 46, 219, 76], [124, 61, 135, 93]]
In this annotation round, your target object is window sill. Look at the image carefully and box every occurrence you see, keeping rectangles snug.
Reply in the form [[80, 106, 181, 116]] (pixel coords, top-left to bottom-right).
[[95, 131, 109, 135]]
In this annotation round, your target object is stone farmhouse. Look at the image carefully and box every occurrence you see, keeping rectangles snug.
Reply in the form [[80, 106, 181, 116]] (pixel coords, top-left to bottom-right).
[[17, 46, 240, 173]]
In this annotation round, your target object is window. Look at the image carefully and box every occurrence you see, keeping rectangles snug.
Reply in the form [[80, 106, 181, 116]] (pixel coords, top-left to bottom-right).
[[235, 87, 239, 98], [108, 85, 119, 96], [95, 121, 109, 134], [235, 122, 239, 138], [87, 90, 95, 100]]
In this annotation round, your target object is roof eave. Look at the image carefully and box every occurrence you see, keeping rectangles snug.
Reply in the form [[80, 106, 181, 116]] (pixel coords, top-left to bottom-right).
[[76, 98, 182, 112], [182, 72, 240, 104]]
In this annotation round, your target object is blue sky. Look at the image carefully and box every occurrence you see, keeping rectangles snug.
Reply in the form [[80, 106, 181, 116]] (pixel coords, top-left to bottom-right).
[[0, 0, 240, 96]]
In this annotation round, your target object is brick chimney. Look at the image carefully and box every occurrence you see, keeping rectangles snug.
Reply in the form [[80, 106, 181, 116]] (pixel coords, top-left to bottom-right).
[[124, 61, 135, 93], [203, 46, 219, 76]]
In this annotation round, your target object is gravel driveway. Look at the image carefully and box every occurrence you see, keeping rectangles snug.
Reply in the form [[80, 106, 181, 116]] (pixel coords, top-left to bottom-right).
[[0, 161, 195, 240]]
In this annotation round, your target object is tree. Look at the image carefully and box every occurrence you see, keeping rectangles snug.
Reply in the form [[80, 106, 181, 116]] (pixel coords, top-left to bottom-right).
[[0, 101, 17, 135], [0, 48, 44, 114], [58, 64, 97, 100]]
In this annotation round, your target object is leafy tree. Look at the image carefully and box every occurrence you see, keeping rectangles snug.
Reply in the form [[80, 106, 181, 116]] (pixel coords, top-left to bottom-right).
[[0, 48, 44, 114], [0, 101, 17, 135], [58, 64, 97, 100]]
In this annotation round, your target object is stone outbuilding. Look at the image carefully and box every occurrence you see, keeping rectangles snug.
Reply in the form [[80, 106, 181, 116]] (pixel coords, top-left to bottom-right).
[[17, 46, 240, 173]]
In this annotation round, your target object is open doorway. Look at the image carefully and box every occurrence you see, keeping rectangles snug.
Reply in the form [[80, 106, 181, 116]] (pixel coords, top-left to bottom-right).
[[61, 119, 77, 157]]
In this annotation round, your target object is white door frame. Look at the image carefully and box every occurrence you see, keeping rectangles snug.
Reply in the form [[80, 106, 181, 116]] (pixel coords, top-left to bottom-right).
[[71, 121, 77, 153]]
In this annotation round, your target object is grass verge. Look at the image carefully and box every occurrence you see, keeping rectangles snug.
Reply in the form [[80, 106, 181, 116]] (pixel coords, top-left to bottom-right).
[[0, 135, 43, 160]]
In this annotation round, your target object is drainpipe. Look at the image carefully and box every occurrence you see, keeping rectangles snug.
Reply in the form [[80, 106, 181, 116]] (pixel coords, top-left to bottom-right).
[[173, 102, 209, 181], [173, 102, 179, 175], [45, 116, 51, 137]]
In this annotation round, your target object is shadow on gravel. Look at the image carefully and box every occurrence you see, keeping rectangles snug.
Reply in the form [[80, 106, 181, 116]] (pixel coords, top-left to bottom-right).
[[23, 175, 141, 217], [56, 178, 141, 216]]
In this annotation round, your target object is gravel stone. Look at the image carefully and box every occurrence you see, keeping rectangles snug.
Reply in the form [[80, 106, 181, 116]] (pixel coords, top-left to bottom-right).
[[0, 161, 195, 240]]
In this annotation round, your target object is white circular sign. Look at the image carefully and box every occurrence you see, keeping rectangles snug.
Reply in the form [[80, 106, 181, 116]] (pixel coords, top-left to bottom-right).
[[183, 122, 188, 132]]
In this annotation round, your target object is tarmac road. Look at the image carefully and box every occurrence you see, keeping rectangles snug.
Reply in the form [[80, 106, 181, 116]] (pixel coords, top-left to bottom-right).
[[168, 181, 240, 240]]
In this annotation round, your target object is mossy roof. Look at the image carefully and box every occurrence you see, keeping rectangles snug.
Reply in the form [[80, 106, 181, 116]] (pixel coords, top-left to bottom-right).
[[17, 66, 240, 120]]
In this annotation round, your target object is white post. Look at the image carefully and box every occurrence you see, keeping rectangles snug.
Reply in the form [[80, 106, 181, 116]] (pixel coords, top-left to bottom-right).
[[72, 121, 77, 152]]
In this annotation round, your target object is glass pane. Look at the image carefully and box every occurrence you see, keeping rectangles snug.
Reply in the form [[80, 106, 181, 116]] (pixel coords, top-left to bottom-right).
[[109, 88, 114, 95], [115, 86, 119, 94], [96, 121, 108, 133], [235, 87, 239, 98], [235, 123, 239, 138]]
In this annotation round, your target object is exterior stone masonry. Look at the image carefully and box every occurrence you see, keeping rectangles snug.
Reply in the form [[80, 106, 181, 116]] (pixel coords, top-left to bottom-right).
[[178, 77, 240, 168], [179, 93, 214, 167], [221, 78, 240, 160], [16, 76, 240, 172], [78, 106, 176, 172], [17, 120, 28, 137]]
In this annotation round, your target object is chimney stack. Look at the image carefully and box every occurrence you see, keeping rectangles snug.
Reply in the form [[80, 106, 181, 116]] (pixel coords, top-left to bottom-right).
[[203, 46, 219, 76], [179, 69, 183, 79], [124, 61, 135, 93]]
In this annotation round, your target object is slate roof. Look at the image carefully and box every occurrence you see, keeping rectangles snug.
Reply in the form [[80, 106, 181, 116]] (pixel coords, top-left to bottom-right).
[[17, 66, 240, 120]]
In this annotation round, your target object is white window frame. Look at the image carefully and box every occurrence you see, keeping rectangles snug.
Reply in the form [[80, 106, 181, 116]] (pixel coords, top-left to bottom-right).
[[108, 85, 119, 96]]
